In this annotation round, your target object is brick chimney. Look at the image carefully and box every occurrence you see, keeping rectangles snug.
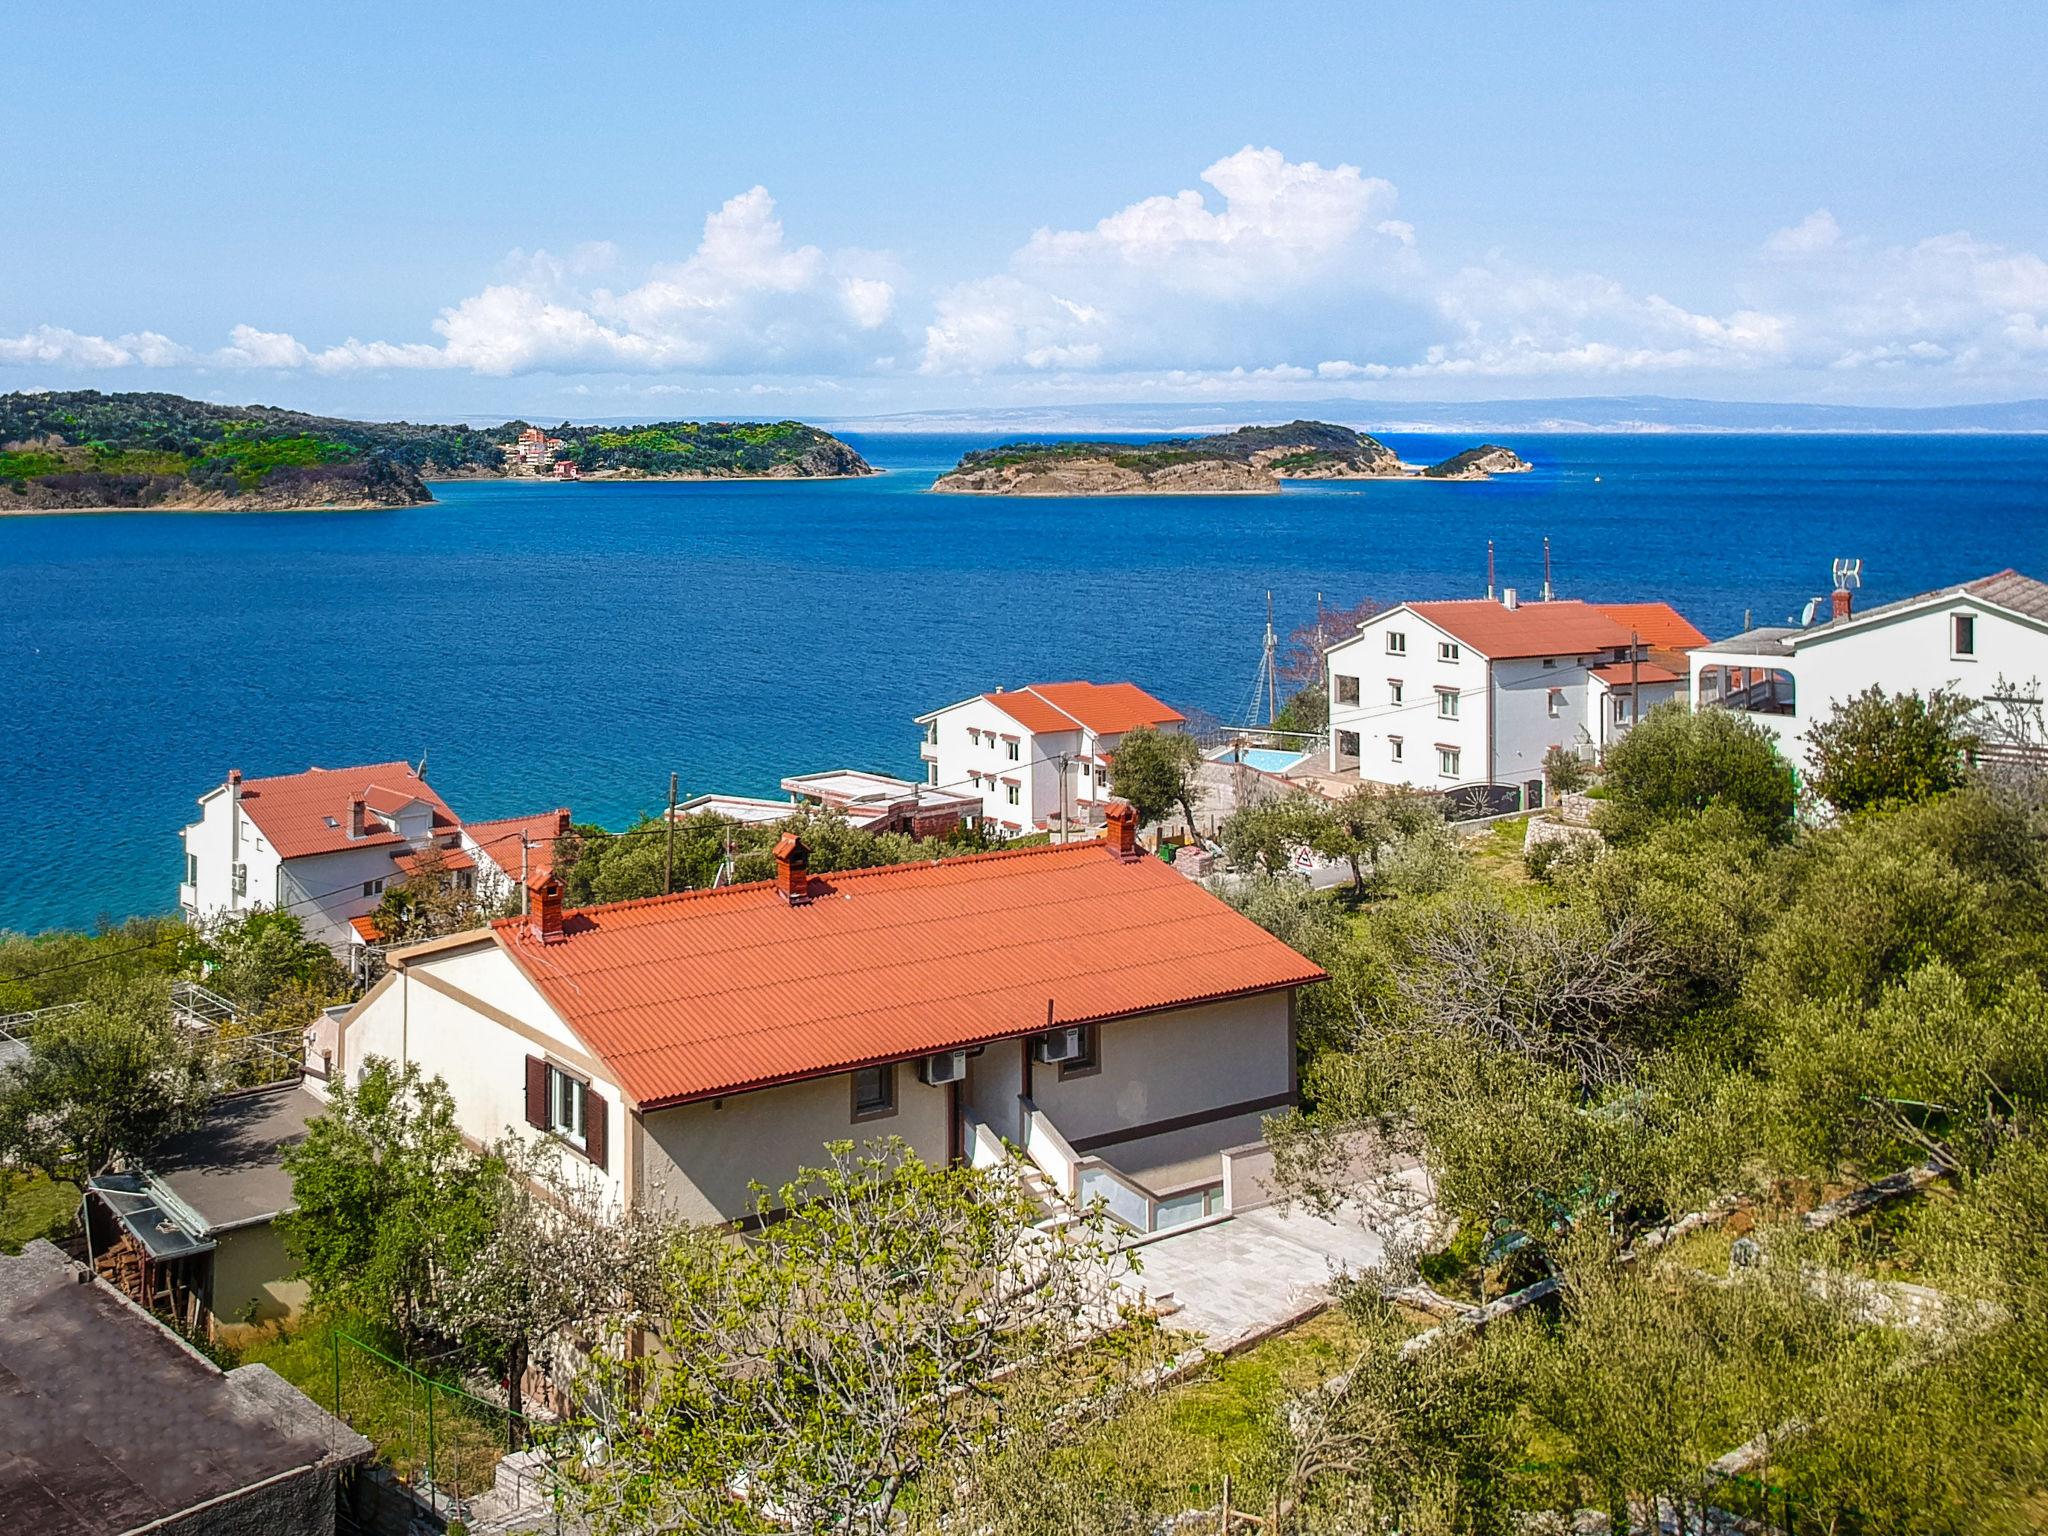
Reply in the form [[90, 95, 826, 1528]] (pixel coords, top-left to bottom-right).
[[347, 796, 367, 839], [554, 808, 571, 837], [1103, 799, 1140, 861], [774, 832, 812, 904], [531, 873, 565, 944], [1832, 587, 1853, 621], [228, 768, 242, 789]]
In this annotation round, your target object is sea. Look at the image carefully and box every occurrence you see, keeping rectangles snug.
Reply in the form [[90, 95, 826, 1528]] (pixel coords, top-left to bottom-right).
[[3, 431, 2044, 933]]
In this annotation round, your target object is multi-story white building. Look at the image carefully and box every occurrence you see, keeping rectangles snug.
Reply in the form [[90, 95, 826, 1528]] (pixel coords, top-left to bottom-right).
[[1322, 592, 1705, 806], [178, 761, 566, 953], [915, 681, 1187, 836], [1690, 568, 2048, 783]]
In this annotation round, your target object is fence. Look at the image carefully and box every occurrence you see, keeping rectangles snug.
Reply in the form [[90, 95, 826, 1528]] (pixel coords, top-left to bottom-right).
[[329, 1330, 527, 1521]]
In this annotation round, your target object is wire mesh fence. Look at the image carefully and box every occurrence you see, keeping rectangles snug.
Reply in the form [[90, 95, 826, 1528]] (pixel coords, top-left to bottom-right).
[[329, 1330, 527, 1519]]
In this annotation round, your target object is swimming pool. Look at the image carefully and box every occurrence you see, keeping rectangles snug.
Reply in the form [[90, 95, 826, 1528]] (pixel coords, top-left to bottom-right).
[[1211, 746, 1308, 774]]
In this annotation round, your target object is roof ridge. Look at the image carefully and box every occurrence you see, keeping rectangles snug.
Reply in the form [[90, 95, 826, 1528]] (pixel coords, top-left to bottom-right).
[[490, 838, 1114, 935]]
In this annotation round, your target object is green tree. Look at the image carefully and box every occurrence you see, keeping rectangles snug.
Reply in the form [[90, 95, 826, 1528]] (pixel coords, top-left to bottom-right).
[[280, 1056, 499, 1336], [564, 1140, 1132, 1536], [183, 908, 345, 1016], [1803, 684, 1979, 815], [0, 977, 210, 1188], [1109, 725, 1205, 832], [1600, 701, 1796, 843], [1542, 743, 1591, 796]]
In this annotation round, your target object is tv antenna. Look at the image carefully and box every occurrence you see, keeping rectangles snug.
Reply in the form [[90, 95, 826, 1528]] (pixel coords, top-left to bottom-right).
[[1831, 558, 1863, 593]]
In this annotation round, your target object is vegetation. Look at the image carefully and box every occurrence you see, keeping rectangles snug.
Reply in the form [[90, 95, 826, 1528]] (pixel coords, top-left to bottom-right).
[[1109, 724, 1206, 831], [1598, 700, 1798, 842], [947, 421, 1399, 478], [0, 390, 872, 508], [1803, 683, 1980, 814]]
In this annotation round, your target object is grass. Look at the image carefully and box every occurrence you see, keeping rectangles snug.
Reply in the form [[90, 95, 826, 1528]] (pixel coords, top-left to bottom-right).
[[1468, 812, 1539, 882], [239, 1314, 519, 1499], [0, 1170, 78, 1254]]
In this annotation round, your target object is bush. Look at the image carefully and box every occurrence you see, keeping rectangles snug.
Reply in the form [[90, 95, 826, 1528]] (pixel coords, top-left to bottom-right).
[[1543, 744, 1591, 796], [1803, 685, 1979, 815], [1600, 702, 1796, 843]]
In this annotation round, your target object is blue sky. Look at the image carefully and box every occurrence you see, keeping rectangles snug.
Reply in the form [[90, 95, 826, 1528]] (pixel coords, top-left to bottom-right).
[[7, 1, 2048, 420]]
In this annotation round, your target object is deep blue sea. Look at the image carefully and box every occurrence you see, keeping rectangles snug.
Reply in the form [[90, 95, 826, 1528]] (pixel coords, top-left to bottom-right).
[[4, 431, 2045, 932]]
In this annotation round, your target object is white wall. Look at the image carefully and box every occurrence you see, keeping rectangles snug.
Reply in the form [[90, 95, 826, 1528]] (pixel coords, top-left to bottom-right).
[[343, 944, 627, 1203], [922, 695, 1078, 833], [1691, 595, 2048, 782], [180, 785, 283, 925], [640, 1067, 953, 1225], [1325, 609, 1488, 788], [276, 844, 412, 950]]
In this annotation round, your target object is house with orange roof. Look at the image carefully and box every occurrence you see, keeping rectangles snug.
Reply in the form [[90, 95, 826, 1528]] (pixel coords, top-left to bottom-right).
[[178, 761, 568, 954], [336, 805, 1324, 1235], [915, 680, 1187, 836], [1322, 587, 1707, 806]]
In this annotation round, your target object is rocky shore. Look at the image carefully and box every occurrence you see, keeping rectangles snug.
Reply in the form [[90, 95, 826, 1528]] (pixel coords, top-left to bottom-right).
[[931, 421, 1531, 495]]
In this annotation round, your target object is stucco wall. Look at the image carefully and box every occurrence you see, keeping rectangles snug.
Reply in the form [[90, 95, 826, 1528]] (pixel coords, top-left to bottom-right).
[[344, 946, 626, 1202], [639, 1067, 953, 1224], [1029, 991, 1293, 1147], [209, 1221, 309, 1340], [1326, 610, 1487, 787]]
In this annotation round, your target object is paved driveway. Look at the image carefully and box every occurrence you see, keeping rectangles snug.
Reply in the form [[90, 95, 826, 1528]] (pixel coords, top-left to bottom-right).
[[1121, 1174, 1432, 1348]]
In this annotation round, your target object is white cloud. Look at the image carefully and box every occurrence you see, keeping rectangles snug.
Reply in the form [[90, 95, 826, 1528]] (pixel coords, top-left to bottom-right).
[[8, 155, 2048, 401]]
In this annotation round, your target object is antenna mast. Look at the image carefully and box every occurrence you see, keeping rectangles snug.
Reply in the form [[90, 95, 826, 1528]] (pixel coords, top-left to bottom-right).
[[1541, 537, 1554, 603], [1263, 591, 1278, 726]]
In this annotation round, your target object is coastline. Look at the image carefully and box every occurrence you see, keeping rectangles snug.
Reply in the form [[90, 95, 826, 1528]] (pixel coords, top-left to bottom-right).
[[423, 468, 885, 485], [0, 499, 411, 517]]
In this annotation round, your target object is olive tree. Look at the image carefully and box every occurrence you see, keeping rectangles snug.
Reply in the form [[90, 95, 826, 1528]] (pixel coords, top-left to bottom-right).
[[1803, 684, 1978, 815], [1600, 701, 1796, 843], [562, 1140, 1134, 1536], [1109, 724, 1204, 832]]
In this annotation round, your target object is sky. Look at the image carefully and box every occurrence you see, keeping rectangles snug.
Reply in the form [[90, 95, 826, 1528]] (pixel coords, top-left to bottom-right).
[[6, 1, 2048, 422]]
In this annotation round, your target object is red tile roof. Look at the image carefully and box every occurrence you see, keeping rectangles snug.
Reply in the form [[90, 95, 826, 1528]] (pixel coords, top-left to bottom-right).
[[392, 844, 476, 878], [984, 681, 1185, 737], [1589, 661, 1683, 686], [349, 914, 386, 943], [1593, 603, 1709, 652], [489, 840, 1324, 1108], [464, 811, 570, 884], [231, 762, 458, 860], [1405, 600, 1634, 659]]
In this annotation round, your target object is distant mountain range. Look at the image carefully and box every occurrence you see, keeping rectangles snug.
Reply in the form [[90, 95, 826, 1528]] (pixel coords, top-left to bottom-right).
[[822, 395, 2048, 435]]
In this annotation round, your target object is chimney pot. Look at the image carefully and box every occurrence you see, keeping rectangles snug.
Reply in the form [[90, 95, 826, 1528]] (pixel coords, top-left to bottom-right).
[[1502, 587, 1519, 610], [1831, 588, 1853, 621], [532, 874, 565, 943], [555, 808, 571, 836], [1103, 799, 1140, 861], [774, 832, 812, 904], [347, 796, 366, 839], [228, 768, 242, 788]]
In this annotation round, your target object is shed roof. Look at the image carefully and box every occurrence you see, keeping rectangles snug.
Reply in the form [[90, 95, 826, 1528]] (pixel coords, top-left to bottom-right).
[[146, 1082, 323, 1234], [0, 1241, 368, 1535], [489, 839, 1324, 1108]]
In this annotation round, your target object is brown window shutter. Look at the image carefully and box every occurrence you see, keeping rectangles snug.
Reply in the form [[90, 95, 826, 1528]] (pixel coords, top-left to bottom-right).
[[525, 1056, 547, 1130], [586, 1091, 608, 1171]]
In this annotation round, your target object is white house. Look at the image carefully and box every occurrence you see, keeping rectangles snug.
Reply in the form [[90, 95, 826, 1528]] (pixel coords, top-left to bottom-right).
[[336, 805, 1324, 1235], [915, 681, 1187, 836], [178, 761, 567, 953], [1322, 592, 1706, 806], [1690, 568, 2048, 783]]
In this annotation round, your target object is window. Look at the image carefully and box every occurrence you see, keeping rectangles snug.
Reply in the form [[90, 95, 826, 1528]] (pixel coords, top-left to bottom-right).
[[1058, 1025, 1101, 1079], [1437, 688, 1460, 719], [851, 1062, 896, 1121], [1543, 657, 1557, 669], [185, 852, 198, 885], [546, 1064, 588, 1147], [361, 878, 385, 899], [1386, 630, 1407, 655], [1389, 736, 1404, 762], [1548, 687, 1564, 719], [1094, 766, 1106, 787], [1337, 729, 1361, 760], [1438, 748, 1462, 778], [1438, 640, 1461, 663], [1613, 695, 1632, 726], [1388, 679, 1404, 705], [925, 720, 938, 746], [1006, 783, 1020, 806], [1953, 613, 1976, 657], [928, 762, 938, 785], [1006, 738, 1020, 761], [1335, 674, 1360, 706]]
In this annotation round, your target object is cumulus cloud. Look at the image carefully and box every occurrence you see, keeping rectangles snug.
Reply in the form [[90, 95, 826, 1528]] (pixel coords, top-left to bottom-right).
[[8, 161, 2048, 399]]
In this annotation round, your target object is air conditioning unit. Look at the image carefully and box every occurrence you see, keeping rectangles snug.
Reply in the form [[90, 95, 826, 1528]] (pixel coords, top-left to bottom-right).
[[231, 862, 247, 898], [918, 1049, 968, 1086], [1036, 1026, 1086, 1064]]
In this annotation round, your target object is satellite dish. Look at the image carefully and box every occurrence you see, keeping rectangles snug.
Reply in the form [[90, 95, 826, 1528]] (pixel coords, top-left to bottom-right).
[[1799, 597, 1822, 627]]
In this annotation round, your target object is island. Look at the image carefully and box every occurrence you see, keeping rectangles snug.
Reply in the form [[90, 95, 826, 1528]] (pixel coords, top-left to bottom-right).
[[0, 391, 876, 513], [930, 420, 1531, 495]]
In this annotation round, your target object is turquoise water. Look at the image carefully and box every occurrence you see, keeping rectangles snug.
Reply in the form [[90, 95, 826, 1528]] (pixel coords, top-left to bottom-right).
[[1215, 747, 1310, 774], [3, 430, 2044, 930]]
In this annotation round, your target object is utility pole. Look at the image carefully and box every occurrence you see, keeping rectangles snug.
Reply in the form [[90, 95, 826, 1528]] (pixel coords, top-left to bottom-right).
[[1629, 630, 1641, 741], [519, 836, 530, 914], [1263, 591, 1278, 726], [664, 772, 678, 894], [1057, 752, 1070, 846]]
